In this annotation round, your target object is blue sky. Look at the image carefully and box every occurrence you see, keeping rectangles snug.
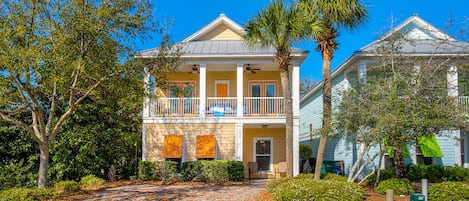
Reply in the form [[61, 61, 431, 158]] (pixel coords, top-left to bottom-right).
[[140, 0, 468, 82]]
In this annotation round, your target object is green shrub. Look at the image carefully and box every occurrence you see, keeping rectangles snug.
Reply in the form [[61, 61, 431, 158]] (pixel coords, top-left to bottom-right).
[[365, 167, 396, 186], [266, 178, 290, 192], [443, 166, 469, 182], [407, 164, 444, 182], [54, 180, 80, 192], [200, 160, 229, 183], [0, 188, 59, 201], [376, 178, 414, 195], [300, 144, 313, 160], [428, 181, 469, 201], [138, 161, 156, 181], [0, 159, 38, 190], [153, 161, 179, 182], [271, 178, 364, 201], [227, 160, 244, 181], [321, 173, 348, 182], [294, 173, 314, 180], [79, 175, 105, 186], [181, 161, 203, 182], [181, 160, 242, 183], [137, 160, 178, 182]]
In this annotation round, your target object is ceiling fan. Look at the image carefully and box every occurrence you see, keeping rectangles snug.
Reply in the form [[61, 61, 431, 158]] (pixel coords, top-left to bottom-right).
[[189, 65, 199, 74], [245, 64, 260, 74]]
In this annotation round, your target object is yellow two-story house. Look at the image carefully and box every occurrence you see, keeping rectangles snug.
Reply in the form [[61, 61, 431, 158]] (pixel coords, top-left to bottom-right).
[[137, 14, 308, 178]]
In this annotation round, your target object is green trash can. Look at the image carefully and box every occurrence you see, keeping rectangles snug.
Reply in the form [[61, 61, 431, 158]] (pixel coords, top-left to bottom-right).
[[410, 194, 425, 201]]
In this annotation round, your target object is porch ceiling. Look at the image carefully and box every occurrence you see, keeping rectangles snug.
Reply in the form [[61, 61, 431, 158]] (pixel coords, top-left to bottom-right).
[[179, 63, 279, 72], [243, 123, 286, 129]]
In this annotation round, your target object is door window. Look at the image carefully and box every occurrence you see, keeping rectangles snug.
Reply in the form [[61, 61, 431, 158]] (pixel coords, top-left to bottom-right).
[[254, 138, 273, 171]]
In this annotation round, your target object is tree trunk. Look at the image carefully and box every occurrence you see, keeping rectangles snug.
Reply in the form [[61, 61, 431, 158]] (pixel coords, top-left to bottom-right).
[[392, 140, 405, 178], [280, 69, 293, 178], [38, 142, 50, 188], [314, 49, 332, 180]]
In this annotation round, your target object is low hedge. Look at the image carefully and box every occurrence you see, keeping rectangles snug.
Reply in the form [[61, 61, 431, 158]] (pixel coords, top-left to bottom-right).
[[365, 167, 396, 186], [80, 175, 105, 186], [54, 180, 80, 192], [428, 181, 469, 201], [138, 160, 178, 182], [321, 173, 348, 182], [0, 188, 59, 201], [181, 160, 243, 183], [270, 178, 364, 201], [407, 164, 444, 182], [376, 178, 414, 195], [407, 164, 469, 182]]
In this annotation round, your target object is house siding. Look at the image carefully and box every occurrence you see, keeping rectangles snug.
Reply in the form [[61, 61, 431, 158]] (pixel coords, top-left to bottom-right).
[[198, 24, 243, 41], [145, 123, 236, 162]]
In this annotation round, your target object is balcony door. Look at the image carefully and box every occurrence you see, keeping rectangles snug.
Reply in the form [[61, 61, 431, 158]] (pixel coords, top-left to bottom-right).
[[168, 81, 195, 115], [249, 81, 277, 114], [215, 81, 229, 97]]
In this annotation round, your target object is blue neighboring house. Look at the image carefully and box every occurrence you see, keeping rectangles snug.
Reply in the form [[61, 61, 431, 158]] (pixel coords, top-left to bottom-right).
[[300, 15, 469, 177]]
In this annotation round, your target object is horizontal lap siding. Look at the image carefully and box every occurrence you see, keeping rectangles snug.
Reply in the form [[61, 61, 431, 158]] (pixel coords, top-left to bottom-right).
[[436, 130, 456, 166], [145, 123, 236, 162]]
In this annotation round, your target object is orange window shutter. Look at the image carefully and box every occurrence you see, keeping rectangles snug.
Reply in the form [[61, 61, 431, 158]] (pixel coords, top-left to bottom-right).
[[196, 135, 216, 158], [161, 135, 183, 158]]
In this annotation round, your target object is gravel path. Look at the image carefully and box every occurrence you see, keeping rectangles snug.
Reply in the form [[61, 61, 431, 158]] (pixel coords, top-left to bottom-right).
[[82, 179, 269, 201]]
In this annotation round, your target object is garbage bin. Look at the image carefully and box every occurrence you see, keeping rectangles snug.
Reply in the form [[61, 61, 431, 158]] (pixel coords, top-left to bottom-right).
[[410, 194, 425, 201]]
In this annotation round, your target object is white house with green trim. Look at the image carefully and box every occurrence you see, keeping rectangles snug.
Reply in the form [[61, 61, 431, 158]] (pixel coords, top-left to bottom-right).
[[300, 15, 469, 175]]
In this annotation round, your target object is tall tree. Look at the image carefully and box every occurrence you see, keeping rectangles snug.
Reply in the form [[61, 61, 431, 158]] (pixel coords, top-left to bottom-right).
[[0, 0, 153, 187], [245, 0, 322, 177], [299, 0, 368, 180], [335, 29, 468, 180]]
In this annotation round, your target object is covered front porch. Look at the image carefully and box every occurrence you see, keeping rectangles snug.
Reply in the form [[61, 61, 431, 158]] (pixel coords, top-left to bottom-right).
[[241, 124, 289, 179]]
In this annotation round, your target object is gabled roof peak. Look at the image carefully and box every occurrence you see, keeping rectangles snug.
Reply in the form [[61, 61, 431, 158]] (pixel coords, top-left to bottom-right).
[[360, 14, 456, 52], [181, 14, 246, 43]]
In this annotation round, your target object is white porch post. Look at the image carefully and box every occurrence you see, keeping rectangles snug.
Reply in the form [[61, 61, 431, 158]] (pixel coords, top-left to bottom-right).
[[142, 65, 150, 160], [199, 64, 207, 118], [143, 66, 150, 117], [448, 64, 461, 166], [358, 61, 367, 84], [237, 63, 244, 117], [235, 123, 243, 161], [292, 64, 300, 176]]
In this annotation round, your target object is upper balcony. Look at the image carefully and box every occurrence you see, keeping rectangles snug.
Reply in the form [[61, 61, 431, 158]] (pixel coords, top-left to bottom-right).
[[149, 97, 285, 118]]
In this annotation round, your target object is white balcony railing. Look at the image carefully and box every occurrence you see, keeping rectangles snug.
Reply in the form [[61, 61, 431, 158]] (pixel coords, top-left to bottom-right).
[[460, 96, 469, 114], [244, 97, 284, 116], [151, 97, 200, 117], [206, 97, 237, 117], [149, 97, 285, 117]]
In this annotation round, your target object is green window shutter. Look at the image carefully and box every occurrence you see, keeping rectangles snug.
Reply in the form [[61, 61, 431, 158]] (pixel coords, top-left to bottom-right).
[[386, 143, 410, 158], [417, 135, 444, 158]]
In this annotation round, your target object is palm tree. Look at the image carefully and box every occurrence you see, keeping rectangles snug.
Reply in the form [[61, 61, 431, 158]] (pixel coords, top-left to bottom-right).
[[299, 0, 367, 180], [245, 0, 322, 177]]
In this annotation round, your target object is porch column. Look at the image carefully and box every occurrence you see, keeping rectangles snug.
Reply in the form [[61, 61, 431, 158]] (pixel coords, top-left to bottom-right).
[[142, 65, 150, 161], [235, 123, 243, 161], [293, 118, 300, 176], [143, 65, 150, 117], [448, 65, 461, 166], [237, 63, 244, 117], [358, 61, 367, 84], [292, 64, 300, 117], [292, 63, 300, 176], [199, 64, 207, 118]]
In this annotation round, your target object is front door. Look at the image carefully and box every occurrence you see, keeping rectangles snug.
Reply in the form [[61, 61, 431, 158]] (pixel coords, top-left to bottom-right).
[[216, 82, 228, 97], [254, 137, 273, 171]]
